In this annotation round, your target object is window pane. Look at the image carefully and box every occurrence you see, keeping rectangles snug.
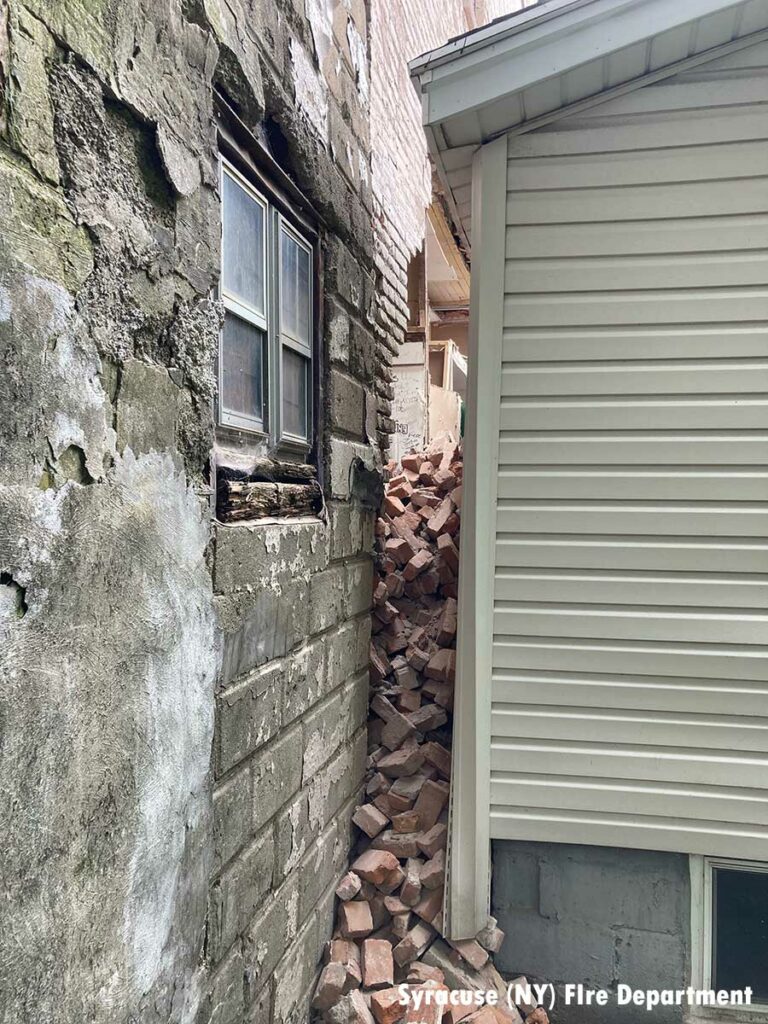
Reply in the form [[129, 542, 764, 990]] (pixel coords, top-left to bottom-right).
[[281, 227, 311, 345], [297, 241, 310, 343], [282, 347, 309, 439], [714, 867, 768, 1002], [221, 314, 264, 425], [222, 171, 264, 314], [281, 230, 298, 340]]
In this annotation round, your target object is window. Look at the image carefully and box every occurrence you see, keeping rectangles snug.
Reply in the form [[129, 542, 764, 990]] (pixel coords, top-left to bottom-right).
[[219, 159, 314, 448], [713, 865, 768, 1000], [691, 856, 768, 1019]]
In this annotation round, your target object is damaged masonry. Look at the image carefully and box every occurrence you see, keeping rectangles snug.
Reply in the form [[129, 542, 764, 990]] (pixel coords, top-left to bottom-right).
[[4, 1, 768, 1024], [0, 2, 518, 1024]]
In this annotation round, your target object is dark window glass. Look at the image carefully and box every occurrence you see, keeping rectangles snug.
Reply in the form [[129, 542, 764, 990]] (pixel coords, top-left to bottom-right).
[[221, 314, 264, 425], [713, 867, 768, 1001]]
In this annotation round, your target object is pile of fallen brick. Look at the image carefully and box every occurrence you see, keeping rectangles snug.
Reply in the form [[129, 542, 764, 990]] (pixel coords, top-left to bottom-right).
[[312, 441, 548, 1024]]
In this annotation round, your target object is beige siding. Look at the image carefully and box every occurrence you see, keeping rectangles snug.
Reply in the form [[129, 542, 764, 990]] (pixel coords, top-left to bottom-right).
[[491, 40, 768, 858]]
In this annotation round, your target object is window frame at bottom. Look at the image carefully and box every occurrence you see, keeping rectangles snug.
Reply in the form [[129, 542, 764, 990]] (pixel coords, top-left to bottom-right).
[[689, 855, 768, 1024]]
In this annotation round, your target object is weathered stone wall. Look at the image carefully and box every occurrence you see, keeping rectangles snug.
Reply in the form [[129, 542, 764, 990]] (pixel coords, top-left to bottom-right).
[[0, 4, 221, 1021]]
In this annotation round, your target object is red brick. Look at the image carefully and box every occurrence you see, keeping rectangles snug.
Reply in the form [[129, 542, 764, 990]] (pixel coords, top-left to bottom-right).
[[340, 899, 374, 938], [414, 885, 443, 924], [448, 938, 489, 970], [372, 829, 421, 859], [313, 962, 347, 1011], [384, 494, 406, 517], [425, 650, 456, 684], [352, 848, 400, 884], [362, 938, 395, 989], [378, 745, 425, 778], [392, 810, 420, 833], [353, 803, 389, 839], [417, 823, 448, 858], [393, 921, 435, 966], [413, 780, 449, 832], [420, 849, 445, 890], [407, 963, 445, 985], [371, 987, 405, 1024], [337, 871, 363, 901]]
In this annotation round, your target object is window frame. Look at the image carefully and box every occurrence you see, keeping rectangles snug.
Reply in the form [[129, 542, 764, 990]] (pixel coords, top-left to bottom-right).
[[688, 855, 768, 1024], [218, 153, 318, 456], [276, 214, 314, 447], [219, 160, 270, 434]]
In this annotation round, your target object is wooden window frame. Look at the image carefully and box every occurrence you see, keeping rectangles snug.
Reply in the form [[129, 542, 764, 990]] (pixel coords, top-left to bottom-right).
[[217, 145, 319, 461]]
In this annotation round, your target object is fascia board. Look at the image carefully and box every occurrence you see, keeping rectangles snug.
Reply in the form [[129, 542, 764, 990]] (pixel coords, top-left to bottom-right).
[[407, 0, 591, 76], [417, 0, 750, 127]]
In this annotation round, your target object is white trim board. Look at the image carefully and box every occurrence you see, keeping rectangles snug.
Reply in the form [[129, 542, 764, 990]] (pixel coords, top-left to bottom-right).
[[446, 134, 507, 941]]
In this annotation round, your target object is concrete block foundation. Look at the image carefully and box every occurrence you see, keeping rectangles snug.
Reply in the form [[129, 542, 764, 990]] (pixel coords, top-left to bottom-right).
[[492, 840, 691, 1024]]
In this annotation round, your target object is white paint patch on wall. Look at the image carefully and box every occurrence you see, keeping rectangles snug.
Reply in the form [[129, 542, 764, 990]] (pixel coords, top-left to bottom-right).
[[118, 451, 217, 1017]]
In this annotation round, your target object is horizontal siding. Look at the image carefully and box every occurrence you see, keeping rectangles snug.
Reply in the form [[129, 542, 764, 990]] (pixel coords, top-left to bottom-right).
[[490, 808, 768, 862], [506, 140, 768, 190], [506, 216, 768, 258], [498, 470, 768, 501], [494, 570, 768, 609], [492, 636, 768, 681], [501, 361, 768, 395], [505, 253, 768, 292], [491, 776, 768, 827], [501, 326, 768, 360], [495, 537, 768, 573], [506, 179, 768, 224], [491, 41, 768, 857], [493, 670, 768, 716]]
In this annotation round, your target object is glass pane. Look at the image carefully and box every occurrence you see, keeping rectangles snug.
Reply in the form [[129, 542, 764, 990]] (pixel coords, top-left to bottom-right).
[[714, 868, 768, 1002], [222, 171, 264, 314], [281, 230, 298, 339], [282, 347, 309, 439], [221, 314, 264, 425], [297, 242, 310, 344], [281, 227, 311, 345]]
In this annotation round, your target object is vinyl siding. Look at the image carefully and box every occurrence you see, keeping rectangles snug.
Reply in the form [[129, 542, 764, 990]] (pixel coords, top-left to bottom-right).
[[490, 39, 768, 858]]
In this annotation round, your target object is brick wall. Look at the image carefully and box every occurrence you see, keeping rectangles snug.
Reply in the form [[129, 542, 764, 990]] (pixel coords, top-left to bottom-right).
[[370, 0, 467, 456], [369, 0, 524, 454]]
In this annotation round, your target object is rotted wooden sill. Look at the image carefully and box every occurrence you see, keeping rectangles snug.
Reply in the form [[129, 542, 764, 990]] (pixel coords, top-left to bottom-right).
[[217, 459, 323, 523]]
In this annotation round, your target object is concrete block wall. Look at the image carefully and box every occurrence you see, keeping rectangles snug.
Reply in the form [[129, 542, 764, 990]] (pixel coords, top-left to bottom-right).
[[206, 518, 375, 1024], [492, 841, 692, 1024]]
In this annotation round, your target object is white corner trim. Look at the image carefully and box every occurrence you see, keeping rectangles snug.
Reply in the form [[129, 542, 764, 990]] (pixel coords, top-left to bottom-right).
[[445, 133, 507, 941]]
